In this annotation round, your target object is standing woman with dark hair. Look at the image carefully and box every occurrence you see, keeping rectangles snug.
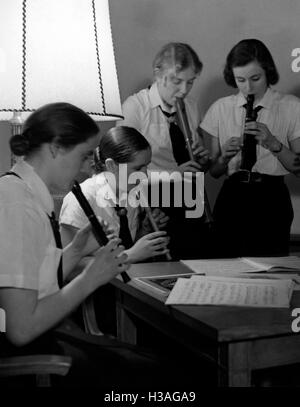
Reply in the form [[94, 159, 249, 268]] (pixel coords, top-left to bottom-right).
[[60, 125, 170, 263], [201, 39, 300, 257], [0, 103, 174, 387]]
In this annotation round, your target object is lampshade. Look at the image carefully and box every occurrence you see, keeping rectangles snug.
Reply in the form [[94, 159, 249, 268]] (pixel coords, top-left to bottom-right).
[[0, 0, 123, 122]]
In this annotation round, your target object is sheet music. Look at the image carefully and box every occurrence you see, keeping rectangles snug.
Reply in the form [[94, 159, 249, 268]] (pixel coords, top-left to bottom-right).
[[165, 276, 294, 308], [181, 256, 300, 275], [181, 259, 263, 274], [244, 256, 300, 270]]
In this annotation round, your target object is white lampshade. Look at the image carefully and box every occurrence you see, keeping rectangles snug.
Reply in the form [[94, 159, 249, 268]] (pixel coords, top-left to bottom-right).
[[0, 0, 123, 121]]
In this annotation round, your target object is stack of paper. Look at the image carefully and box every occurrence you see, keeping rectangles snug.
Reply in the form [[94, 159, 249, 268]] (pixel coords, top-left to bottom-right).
[[165, 275, 295, 308]]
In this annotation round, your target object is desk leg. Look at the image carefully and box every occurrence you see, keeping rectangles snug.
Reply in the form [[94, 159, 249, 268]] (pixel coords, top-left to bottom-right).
[[219, 342, 251, 387], [116, 302, 137, 345]]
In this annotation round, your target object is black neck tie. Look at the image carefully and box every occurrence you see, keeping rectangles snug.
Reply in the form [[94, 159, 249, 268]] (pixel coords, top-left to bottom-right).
[[240, 105, 263, 171], [48, 211, 63, 289], [160, 107, 190, 165], [115, 206, 134, 249]]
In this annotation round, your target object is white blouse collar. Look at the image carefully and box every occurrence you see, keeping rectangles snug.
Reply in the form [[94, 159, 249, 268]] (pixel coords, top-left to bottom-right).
[[11, 159, 54, 215]]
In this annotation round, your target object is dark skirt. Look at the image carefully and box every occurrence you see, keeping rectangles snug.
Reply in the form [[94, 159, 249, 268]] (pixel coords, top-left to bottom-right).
[[212, 174, 294, 258], [148, 177, 214, 260]]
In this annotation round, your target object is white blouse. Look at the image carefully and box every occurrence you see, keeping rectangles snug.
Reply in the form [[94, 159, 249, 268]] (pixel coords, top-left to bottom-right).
[[0, 160, 61, 299], [60, 172, 141, 241], [201, 88, 300, 176], [117, 82, 201, 173]]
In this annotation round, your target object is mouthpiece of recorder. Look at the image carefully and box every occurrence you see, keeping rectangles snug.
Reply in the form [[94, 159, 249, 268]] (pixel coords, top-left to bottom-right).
[[246, 94, 255, 103]]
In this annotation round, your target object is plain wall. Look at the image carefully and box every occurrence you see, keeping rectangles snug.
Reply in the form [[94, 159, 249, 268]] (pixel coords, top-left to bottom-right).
[[0, 0, 299, 232]]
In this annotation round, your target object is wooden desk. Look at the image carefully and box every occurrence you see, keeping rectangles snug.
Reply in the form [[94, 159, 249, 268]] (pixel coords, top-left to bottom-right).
[[112, 262, 300, 387]]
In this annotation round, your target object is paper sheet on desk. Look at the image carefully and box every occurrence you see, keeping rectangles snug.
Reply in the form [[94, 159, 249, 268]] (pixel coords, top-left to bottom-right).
[[165, 276, 295, 308]]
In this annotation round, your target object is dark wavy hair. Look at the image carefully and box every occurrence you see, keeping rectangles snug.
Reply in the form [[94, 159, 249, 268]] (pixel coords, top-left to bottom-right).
[[10, 102, 99, 157], [92, 126, 151, 173], [223, 39, 279, 88], [153, 42, 203, 77]]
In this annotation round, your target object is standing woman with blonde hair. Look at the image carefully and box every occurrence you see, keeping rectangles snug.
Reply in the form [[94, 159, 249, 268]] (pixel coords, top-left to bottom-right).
[[117, 42, 212, 259]]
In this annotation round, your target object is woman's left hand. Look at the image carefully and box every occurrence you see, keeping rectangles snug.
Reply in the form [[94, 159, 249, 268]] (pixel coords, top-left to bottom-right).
[[151, 208, 169, 229], [142, 208, 169, 233], [72, 219, 117, 256], [244, 121, 281, 152], [191, 140, 211, 168]]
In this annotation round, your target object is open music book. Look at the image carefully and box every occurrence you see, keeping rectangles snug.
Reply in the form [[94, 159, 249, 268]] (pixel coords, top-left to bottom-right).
[[133, 256, 300, 297], [181, 256, 300, 275], [133, 256, 300, 300], [165, 275, 295, 308]]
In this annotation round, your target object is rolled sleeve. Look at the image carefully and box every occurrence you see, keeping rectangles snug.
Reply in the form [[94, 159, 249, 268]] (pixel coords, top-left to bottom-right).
[[117, 96, 143, 132], [59, 191, 89, 230], [200, 101, 220, 138]]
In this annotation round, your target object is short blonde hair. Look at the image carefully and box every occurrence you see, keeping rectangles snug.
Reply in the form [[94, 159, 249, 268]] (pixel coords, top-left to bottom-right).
[[153, 42, 203, 77]]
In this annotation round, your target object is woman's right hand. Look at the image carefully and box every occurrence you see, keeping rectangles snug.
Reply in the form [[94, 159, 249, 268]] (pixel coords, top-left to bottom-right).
[[219, 137, 242, 164], [294, 153, 300, 166], [294, 153, 300, 176], [83, 238, 129, 289], [126, 231, 170, 262], [178, 160, 203, 174], [70, 217, 117, 258]]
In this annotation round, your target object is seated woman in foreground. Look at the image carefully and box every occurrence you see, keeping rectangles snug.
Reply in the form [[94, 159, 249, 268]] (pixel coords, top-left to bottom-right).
[[0, 103, 188, 388]]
